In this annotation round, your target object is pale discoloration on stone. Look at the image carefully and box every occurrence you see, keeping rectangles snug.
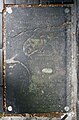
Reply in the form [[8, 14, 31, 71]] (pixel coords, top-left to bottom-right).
[[23, 38, 46, 56], [42, 68, 53, 74]]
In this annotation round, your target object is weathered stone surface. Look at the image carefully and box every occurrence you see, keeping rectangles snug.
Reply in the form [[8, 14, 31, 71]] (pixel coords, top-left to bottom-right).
[[0, 49, 3, 84], [1, 0, 78, 120], [4, 0, 73, 4], [0, 117, 60, 120], [4, 0, 16, 4], [0, 13, 2, 49], [0, 88, 3, 112], [5, 6, 71, 114]]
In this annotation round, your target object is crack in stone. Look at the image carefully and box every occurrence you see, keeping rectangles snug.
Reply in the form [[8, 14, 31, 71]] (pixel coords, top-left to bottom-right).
[[7, 28, 38, 38]]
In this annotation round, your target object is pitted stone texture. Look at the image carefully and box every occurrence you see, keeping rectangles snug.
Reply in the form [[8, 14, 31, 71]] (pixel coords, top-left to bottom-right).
[[0, 117, 60, 120]]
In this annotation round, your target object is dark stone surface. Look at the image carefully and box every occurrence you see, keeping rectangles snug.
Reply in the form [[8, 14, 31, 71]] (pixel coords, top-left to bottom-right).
[[16, 0, 74, 4], [0, 87, 3, 112], [5, 6, 71, 114], [0, 49, 3, 85], [4, 0, 74, 4]]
